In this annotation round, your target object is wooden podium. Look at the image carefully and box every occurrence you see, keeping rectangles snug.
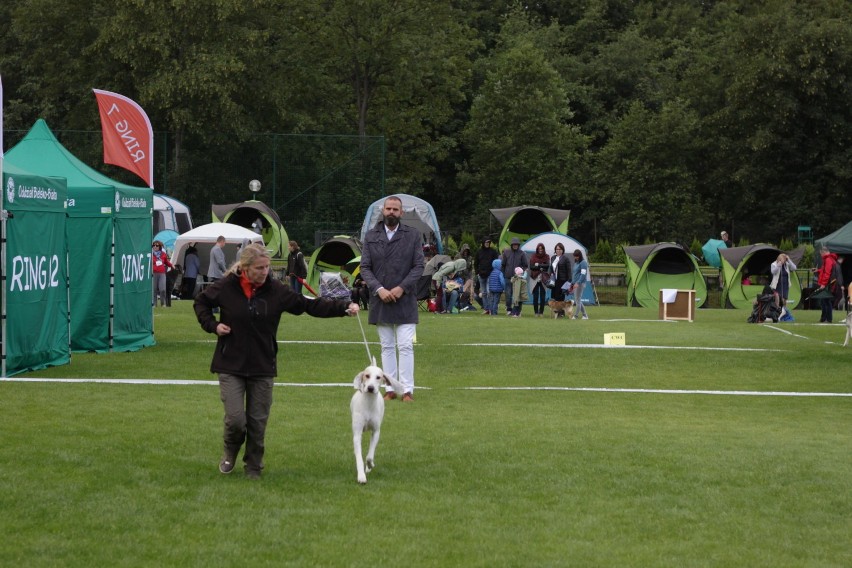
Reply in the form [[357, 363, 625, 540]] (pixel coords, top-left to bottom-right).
[[658, 289, 695, 322]]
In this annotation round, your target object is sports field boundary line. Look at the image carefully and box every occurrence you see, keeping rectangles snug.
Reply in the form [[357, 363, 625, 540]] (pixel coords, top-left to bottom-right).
[[460, 386, 852, 397], [459, 343, 782, 351], [2, 378, 847, 397]]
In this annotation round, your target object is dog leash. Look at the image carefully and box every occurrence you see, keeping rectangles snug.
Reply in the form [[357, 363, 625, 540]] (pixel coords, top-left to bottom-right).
[[354, 311, 374, 365]]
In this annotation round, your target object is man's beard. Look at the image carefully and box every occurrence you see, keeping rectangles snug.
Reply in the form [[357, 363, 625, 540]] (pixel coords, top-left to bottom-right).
[[384, 214, 400, 228]]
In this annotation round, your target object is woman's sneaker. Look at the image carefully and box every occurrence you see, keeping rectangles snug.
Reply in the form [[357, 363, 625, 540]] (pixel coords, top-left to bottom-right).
[[219, 456, 236, 474]]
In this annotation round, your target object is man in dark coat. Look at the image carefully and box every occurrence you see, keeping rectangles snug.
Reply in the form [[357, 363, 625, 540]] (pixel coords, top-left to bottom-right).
[[360, 196, 425, 402], [475, 237, 498, 311], [500, 237, 529, 315]]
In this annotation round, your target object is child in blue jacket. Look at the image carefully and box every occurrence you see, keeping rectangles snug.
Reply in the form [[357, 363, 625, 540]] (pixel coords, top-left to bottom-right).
[[486, 259, 505, 316]]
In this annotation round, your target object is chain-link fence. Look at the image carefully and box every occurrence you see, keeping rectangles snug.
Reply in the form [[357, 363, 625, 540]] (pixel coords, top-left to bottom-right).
[[4, 128, 385, 253]]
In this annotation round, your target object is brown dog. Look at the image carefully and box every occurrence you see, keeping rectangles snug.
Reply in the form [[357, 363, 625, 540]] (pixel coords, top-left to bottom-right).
[[548, 299, 575, 319]]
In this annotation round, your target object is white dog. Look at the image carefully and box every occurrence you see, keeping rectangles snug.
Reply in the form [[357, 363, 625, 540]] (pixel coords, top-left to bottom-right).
[[351, 359, 403, 484]]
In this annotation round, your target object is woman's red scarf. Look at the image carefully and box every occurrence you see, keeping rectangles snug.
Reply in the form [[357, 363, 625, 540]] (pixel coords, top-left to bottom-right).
[[239, 272, 256, 299]]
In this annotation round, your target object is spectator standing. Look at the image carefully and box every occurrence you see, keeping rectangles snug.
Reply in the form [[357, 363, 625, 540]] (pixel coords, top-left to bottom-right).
[[815, 247, 838, 323], [286, 240, 308, 294], [769, 253, 797, 307], [208, 236, 227, 283], [549, 244, 572, 317], [181, 245, 201, 299], [151, 240, 173, 307], [475, 238, 498, 313], [528, 242, 551, 317], [456, 243, 472, 273], [360, 195, 425, 402], [832, 255, 845, 310], [500, 238, 529, 315], [570, 249, 590, 320], [510, 267, 529, 317], [486, 258, 505, 316]]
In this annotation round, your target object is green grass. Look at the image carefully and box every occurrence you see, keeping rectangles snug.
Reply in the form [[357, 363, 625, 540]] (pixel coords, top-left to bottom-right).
[[1, 302, 850, 566]]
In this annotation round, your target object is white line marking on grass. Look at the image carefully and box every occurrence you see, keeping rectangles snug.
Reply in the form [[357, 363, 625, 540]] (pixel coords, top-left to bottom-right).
[[461, 386, 852, 397], [192, 339, 781, 352], [3, 379, 842, 396], [763, 325, 810, 339], [460, 343, 782, 352], [2, 378, 432, 390]]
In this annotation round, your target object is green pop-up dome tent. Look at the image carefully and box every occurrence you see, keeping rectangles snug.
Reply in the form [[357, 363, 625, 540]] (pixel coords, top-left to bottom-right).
[[489, 206, 570, 253], [719, 245, 805, 309], [212, 200, 288, 258], [624, 243, 707, 308], [306, 235, 362, 296]]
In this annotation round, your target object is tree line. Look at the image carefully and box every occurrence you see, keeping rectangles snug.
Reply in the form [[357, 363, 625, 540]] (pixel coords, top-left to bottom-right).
[[1, 0, 850, 249]]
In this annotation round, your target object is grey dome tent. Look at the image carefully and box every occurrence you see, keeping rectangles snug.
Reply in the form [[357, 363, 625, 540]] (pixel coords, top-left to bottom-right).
[[154, 194, 193, 235], [359, 194, 443, 254]]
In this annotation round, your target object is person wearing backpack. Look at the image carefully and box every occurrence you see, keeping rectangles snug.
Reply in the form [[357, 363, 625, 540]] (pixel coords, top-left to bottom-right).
[[815, 247, 838, 323], [286, 240, 308, 295]]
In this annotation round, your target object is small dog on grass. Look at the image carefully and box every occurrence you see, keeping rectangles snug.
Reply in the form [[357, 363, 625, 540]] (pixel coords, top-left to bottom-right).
[[351, 358, 404, 484], [548, 299, 575, 319]]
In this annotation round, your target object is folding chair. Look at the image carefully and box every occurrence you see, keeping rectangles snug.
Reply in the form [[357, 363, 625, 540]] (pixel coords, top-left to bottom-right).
[[415, 275, 433, 311]]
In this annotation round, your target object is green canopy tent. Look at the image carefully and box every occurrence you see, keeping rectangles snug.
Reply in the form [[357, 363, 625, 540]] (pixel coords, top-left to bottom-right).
[[2, 162, 70, 376], [489, 206, 570, 253], [624, 243, 708, 309], [719, 245, 805, 309], [5, 119, 154, 352], [306, 235, 362, 296], [814, 220, 852, 254], [212, 200, 288, 258]]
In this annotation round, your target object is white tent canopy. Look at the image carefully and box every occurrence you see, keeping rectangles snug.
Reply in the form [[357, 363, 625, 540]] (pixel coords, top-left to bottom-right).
[[171, 222, 263, 275]]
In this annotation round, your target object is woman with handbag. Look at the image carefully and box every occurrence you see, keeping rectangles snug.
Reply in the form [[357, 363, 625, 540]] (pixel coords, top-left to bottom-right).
[[549, 244, 573, 317], [529, 243, 551, 318]]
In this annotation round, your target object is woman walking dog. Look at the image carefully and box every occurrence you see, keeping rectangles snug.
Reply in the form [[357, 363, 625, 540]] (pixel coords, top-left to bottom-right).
[[194, 243, 359, 479]]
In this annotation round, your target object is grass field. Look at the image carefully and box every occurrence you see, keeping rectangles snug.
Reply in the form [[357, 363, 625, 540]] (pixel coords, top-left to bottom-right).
[[1, 301, 850, 567]]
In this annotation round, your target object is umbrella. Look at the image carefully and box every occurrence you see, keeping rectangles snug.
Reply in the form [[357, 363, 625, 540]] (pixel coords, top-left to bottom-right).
[[296, 276, 318, 297], [806, 286, 834, 301], [154, 229, 180, 255], [701, 239, 726, 268]]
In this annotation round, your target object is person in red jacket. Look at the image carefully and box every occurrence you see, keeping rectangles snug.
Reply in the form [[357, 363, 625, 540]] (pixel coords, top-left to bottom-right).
[[194, 243, 359, 479], [815, 247, 838, 323], [152, 240, 173, 308]]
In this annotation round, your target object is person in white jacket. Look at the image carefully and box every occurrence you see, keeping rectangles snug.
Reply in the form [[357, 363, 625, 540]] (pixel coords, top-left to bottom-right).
[[769, 253, 797, 307]]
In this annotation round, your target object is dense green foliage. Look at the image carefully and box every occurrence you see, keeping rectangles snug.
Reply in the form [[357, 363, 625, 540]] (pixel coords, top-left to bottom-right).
[[1, 0, 850, 246]]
